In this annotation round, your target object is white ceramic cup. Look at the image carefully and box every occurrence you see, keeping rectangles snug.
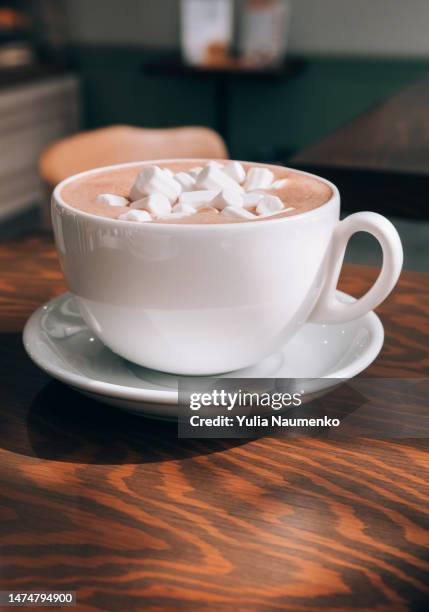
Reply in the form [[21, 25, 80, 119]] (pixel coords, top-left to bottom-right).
[[52, 160, 403, 375]]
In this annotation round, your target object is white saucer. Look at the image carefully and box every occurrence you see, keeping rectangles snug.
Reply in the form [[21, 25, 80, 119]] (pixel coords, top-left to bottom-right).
[[23, 292, 384, 419]]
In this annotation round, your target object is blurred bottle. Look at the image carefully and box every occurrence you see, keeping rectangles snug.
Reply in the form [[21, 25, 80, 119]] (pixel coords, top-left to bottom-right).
[[239, 0, 291, 67], [181, 0, 234, 67], [0, 4, 34, 67]]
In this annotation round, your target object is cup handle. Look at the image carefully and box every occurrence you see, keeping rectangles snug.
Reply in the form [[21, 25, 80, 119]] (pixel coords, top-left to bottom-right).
[[309, 212, 403, 324]]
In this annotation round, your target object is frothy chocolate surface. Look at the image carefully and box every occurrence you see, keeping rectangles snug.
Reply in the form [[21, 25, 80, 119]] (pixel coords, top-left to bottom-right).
[[60, 160, 333, 224]]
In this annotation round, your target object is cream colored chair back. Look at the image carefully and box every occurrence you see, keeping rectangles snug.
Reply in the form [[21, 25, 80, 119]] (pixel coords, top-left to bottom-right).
[[39, 124, 228, 190]]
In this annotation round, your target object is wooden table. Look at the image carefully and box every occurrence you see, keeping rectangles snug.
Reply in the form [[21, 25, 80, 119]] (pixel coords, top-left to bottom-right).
[[292, 75, 429, 175], [290, 75, 429, 220], [0, 235, 428, 611]]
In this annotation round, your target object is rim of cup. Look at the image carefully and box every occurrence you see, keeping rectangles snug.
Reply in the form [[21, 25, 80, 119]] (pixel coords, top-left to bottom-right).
[[53, 158, 340, 230]]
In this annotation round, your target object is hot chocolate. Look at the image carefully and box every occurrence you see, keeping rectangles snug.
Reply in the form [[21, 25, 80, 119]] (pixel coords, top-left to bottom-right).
[[60, 160, 333, 224]]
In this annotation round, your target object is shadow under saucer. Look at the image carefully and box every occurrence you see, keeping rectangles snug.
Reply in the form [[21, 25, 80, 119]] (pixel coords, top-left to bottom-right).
[[19, 381, 249, 464]]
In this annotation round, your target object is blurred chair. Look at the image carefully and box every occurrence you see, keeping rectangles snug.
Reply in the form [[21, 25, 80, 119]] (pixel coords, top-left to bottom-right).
[[39, 124, 229, 191]]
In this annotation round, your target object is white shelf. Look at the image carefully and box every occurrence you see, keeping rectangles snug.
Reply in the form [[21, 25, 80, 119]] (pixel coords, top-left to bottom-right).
[[0, 74, 80, 222]]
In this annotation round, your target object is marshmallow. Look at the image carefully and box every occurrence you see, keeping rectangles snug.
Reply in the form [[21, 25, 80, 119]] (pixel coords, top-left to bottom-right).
[[163, 168, 174, 179], [207, 160, 224, 169], [195, 165, 243, 194], [271, 178, 288, 189], [242, 192, 264, 209], [212, 189, 243, 210], [174, 171, 196, 191], [96, 193, 129, 207], [178, 190, 218, 209], [244, 167, 274, 191], [172, 202, 196, 215], [130, 165, 181, 203], [130, 193, 172, 218], [256, 195, 284, 217], [222, 206, 256, 220], [189, 166, 203, 178], [119, 210, 152, 223], [223, 161, 246, 184]]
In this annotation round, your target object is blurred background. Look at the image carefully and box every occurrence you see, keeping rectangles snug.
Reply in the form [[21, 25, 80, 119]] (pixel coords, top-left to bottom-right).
[[0, 0, 428, 270]]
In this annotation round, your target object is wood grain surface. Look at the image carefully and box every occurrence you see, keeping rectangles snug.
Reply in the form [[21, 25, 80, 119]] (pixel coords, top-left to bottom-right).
[[292, 75, 429, 175], [290, 75, 429, 221], [0, 234, 428, 611]]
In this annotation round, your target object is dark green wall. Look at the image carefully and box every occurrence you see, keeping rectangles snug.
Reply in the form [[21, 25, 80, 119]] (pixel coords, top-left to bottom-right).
[[229, 57, 429, 160], [70, 46, 429, 161]]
